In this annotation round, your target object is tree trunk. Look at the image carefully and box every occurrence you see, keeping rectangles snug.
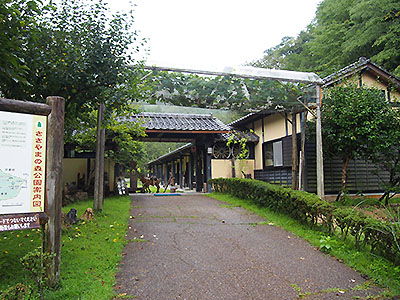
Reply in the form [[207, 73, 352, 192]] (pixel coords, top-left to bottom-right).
[[231, 157, 236, 178], [336, 157, 350, 201]]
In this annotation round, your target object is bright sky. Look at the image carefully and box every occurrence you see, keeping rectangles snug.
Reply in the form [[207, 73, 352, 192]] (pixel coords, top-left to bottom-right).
[[112, 0, 321, 69]]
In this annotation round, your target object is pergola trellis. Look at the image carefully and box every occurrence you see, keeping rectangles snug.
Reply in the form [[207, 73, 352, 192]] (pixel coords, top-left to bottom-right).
[[143, 64, 326, 198]]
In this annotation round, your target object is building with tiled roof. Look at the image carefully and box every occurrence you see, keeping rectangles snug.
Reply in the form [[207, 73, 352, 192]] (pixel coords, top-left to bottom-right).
[[224, 58, 400, 195], [139, 112, 260, 191]]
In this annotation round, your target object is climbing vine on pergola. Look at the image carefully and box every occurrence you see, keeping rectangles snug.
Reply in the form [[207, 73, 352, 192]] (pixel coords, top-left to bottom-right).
[[141, 69, 307, 113]]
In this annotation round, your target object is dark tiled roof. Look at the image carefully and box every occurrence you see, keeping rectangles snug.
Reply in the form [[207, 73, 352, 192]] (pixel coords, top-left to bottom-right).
[[131, 112, 230, 132], [322, 57, 400, 87], [147, 143, 193, 165], [229, 109, 278, 128]]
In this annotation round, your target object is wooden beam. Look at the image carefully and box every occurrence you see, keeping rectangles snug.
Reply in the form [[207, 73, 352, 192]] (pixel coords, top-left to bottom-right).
[[0, 98, 51, 116], [43, 96, 65, 287]]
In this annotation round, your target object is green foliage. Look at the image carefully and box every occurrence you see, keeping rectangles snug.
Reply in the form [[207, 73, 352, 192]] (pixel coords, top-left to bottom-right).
[[209, 178, 400, 264], [0, 283, 32, 300], [0, 196, 131, 299], [20, 247, 55, 299], [322, 86, 387, 159], [141, 141, 187, 164], [0, 0, 44, 88], [1, 0, 146, 142], [320, 85, 389, 194], [226, 130, 250, 160], [142, 70, 303, 113], [252, 0, 400, 77], [319, 235, 336, 252], [361, 105, 400, 204]]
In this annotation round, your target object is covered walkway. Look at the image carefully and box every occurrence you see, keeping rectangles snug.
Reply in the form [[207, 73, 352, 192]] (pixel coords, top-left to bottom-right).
[[132, 112, 258, 192]]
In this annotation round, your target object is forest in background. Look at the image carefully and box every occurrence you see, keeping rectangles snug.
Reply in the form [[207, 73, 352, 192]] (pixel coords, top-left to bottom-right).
[[251, 0, 399, 78]]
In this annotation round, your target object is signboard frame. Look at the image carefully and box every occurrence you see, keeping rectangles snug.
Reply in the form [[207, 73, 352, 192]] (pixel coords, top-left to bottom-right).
[[0, 98, 51, 231]]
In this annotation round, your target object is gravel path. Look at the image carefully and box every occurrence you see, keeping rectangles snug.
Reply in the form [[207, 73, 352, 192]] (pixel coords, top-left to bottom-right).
[[114, 194, 382, 300]]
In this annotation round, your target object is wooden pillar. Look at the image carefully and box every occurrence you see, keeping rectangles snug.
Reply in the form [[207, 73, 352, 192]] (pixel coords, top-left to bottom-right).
[[299, 111, 308, 190], [205, 145, 212, 193], [231, 157, 236, 178], [188, 154, 193, 190], [195, 149, 202, 192], [43, 96, 65, 288], [291, 111, 298, 190], [316, 86, 325, 199], [165, 162, 169, 185], [179, 157, 183, 188], [86, 158, 91, 188], [172, 161, 176, 184], [94, 103, 105, 211]]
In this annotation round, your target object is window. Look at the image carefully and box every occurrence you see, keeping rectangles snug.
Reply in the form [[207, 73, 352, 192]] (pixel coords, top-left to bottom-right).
[[263, 140, 283, 167]]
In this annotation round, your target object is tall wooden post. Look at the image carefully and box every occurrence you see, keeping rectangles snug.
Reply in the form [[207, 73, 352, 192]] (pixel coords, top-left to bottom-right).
[[179, 157, 183, 188], [316, 86, 325, 199], [291, 110, 298, 190], [43, 96, 65, 288], [195, 149, 202, 192], [188, 153, 193, 190], [299, 111, 308, 190], [94, 103, 105, 211], [205, 144, 212, 193]]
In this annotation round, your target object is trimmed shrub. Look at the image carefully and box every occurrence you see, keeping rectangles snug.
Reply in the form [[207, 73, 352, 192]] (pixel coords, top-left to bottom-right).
[[209, 178, 400, 264]]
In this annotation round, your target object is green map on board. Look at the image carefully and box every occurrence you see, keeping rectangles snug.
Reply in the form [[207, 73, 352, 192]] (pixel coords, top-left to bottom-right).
[[0, 169, 25, 201]]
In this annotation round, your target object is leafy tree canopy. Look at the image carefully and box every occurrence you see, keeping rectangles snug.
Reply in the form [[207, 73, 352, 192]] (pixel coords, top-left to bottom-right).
[[361, 104, 400, 204], [1, 0, 147, 142], [252, 0, 400, 77], [0, 0, 43, 88], [320, 85, 390, 197]]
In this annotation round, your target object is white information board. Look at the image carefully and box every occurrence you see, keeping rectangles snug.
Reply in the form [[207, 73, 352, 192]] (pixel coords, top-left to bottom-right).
[[0, 111, 47, 214]]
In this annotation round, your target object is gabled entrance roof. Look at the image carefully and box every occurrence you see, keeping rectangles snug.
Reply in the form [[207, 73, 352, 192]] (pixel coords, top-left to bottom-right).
[[131, 112, 231, 142]]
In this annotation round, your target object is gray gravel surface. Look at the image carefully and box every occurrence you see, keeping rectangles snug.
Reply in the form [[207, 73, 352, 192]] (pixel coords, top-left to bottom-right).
[[114, 194, 383, 300]]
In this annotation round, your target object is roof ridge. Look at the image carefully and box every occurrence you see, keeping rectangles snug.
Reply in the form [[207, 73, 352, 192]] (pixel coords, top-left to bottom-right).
[[138, 112, 214, 118], [322, 57, 370, 83]]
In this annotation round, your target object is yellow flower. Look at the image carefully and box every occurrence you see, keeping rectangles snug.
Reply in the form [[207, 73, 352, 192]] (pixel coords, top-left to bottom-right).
[[113, 239, 117, 243], [4, 250, 8, 254], [17, 234, 20, 238]]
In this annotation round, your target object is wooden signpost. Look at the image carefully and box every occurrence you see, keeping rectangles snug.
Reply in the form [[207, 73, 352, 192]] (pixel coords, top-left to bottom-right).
[[0, 96, 65, 287]]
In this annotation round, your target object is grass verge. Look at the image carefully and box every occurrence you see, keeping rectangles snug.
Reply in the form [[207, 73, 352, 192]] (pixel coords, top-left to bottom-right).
[[207, 192, 400, 297], [0, 195, 131, 299]]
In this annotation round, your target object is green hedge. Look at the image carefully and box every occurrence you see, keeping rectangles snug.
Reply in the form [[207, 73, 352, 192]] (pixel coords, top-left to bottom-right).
[[209, 177, 400, 264]]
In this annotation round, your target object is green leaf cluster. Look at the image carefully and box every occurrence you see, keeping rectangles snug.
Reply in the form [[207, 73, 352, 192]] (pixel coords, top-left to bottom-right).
[[252, 0, 400, 77], [142, 70, 303, 113], [0, 0, 43, 88], [321, 85, 387, 162], [1, 0, 147, 142]]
